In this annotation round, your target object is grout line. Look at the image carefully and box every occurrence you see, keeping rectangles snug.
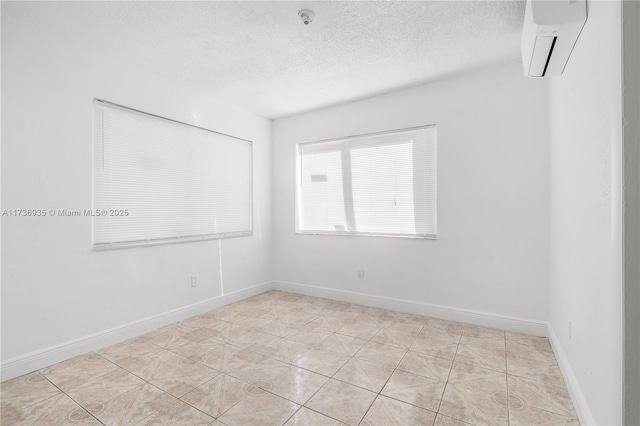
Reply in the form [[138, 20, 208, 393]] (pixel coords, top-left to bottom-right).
[[370, 346, 414, 419], [435, 322, 461, 417], [505, 332, 511, 426], [307, 309, 382, 425], [37, 372, 106, 426], [205, 377, 255, 422], [280, 406, 303, 425], [355, 319, 423, 426], [95, 355, 179, 406], [11, 291, 573, 426], [301, 405, 351, 425], [2, 372, 66, 412], [152, 296, 292, 424]]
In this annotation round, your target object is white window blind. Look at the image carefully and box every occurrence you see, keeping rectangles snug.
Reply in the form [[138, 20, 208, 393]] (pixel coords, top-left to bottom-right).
[[93, 99, 252, 249], [296, 126, 436, 238]]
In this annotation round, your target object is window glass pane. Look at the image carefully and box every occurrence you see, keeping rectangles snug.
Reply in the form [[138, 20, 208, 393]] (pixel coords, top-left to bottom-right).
[[296, 126, 436, 238], [299, 148, 347, 232], [351, 141, 415, 234]]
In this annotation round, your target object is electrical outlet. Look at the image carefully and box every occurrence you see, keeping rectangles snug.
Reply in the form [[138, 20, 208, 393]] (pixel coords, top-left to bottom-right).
[[191, 275, 198, 288], [357, 269, 365, 279]]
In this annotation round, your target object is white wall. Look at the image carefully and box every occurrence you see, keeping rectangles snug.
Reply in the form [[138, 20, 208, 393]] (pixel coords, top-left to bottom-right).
[[1, 7, 272, 363], [3, 6, 628, 423], [622, 2, 640, 424], [548, 1, 623, 424], [272, 63, 550, 323]]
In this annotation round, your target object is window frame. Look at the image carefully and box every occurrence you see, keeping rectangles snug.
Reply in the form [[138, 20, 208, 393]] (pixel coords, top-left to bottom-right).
[[92, 98, 253, 250], [294, 124, 437, 240]]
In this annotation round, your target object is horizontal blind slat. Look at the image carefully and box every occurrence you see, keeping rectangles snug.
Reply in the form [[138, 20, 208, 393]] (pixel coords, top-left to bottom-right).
[[298, 126, 436, 238], [93, 100, 252, 248]]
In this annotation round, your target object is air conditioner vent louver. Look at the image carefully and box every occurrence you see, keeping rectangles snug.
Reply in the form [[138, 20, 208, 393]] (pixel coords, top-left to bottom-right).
[[521, 0, 587, 78]]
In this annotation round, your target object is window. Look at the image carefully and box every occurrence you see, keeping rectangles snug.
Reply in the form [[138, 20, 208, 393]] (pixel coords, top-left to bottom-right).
[[92, 99, 252, 249], [296, 125, 436, 238]]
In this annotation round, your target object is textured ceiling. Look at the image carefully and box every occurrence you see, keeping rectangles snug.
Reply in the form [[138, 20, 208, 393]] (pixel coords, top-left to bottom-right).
[[5, 1, 525, 119]]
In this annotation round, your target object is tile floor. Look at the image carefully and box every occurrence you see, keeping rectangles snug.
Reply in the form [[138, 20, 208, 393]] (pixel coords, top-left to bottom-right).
[[0, 290, 579, 425]]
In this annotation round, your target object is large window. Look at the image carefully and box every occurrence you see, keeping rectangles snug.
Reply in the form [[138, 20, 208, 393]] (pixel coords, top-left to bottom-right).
[[92, 99, 252, 249], [296, 126, 436, 238]]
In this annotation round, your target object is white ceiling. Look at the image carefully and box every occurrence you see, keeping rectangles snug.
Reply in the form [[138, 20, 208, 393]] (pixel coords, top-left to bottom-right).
[[6, 1, 525, 119]]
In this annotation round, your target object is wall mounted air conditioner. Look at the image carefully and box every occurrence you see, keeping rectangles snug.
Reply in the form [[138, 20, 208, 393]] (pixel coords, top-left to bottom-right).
[[521, 0, 587, 78]]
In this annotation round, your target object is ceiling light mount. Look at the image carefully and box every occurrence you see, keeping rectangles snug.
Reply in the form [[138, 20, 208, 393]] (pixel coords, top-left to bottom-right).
[[298, 9, 315, 25]]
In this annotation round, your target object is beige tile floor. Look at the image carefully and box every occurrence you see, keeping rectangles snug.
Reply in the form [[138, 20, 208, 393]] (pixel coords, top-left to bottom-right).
[[1, 290, 579, 426]]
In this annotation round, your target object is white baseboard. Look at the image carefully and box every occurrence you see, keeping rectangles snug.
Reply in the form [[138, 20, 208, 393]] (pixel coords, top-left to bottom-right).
[[1, 279, 550, 383], [3, 278, 594, 424], [272, 280, 547, 336], [547, 325, 596, 425], [272, 281, 595, 424], [0, 281, 274, 382]]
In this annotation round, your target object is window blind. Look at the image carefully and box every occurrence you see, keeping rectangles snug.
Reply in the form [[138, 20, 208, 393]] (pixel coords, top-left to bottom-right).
[[93, 99, 252, 249], [296, 126, 436, 238]]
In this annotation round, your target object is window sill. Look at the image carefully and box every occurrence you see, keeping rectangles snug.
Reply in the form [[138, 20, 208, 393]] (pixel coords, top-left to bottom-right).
[[92, 231, 253, 251], [294, 230, 436, 240]]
